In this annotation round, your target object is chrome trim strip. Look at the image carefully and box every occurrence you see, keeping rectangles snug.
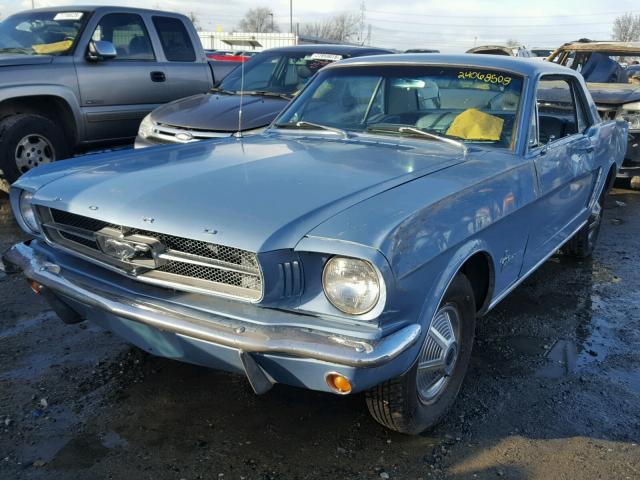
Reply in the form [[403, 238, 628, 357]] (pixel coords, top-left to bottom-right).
[[159, 249, 260, 276], [488, 219, 587, 311], [4, 242, 421, 368], [43, 222, 96, 241]]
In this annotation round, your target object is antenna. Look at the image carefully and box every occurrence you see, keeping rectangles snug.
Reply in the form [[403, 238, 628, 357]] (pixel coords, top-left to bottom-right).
[[234, 56, 245, 138]]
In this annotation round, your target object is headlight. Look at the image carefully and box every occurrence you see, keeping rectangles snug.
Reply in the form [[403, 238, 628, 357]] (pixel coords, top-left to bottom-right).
[[138, 114, 155, 139], [322, 256, 381, 315], [617, 101, 640, 130], [18, 190, 40, 234]]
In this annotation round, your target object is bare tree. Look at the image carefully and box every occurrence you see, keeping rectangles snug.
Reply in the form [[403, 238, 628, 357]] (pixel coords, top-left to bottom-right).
[[506, 39, 520, 47], [301, 13, 360, 42], [188, 12, 201, 31], [613, 13, 640, 42], [238, 7, 280, 33]]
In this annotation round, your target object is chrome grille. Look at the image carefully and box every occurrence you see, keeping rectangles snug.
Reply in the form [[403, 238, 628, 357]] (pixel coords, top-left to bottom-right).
[[40, 208, 263, 301], [151, 123, 232, 144]]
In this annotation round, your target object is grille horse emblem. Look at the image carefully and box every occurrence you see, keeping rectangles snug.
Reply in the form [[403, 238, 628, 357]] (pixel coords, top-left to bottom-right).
[[99, 237, 149, 261], [94, 227, 166, 272]]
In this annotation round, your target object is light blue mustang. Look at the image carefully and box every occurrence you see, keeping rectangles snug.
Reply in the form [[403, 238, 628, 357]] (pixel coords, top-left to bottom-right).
[[4, 55, 627, 434]]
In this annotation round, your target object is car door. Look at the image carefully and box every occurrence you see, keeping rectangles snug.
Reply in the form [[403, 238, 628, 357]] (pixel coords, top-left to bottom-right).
[[151, 15, 212, 99], [75, 12, 171, 143], [521, 75, 597, 272]]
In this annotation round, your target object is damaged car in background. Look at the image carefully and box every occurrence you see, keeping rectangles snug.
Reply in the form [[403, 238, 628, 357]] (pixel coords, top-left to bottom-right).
[[134, 45, 392, 147], [3, 55, 626, 434], [549, 40, 640, 187]]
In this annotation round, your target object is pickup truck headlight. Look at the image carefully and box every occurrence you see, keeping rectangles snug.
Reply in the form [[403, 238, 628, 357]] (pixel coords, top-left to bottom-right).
[[322, 256, 381, 315], [138, 114, 155, 139], [616, 101, 640, 130], [17, 190, 40, 234]]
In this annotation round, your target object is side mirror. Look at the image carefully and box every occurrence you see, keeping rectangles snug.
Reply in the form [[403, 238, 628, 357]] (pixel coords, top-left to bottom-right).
[[87, 40, 117, 62]]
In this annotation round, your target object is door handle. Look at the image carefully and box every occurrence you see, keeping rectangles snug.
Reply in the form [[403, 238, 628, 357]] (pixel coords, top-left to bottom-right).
[[150, 71, 166, 82]]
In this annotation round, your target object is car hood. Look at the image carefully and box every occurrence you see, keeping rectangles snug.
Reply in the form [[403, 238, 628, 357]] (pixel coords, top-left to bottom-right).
[[23, 134, 467, 252], [0, 54, 53, 67], [151, 93, 289, 132], [586, 82, 640, 105]]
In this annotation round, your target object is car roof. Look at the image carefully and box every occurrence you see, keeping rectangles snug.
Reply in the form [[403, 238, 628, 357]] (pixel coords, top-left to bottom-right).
[[260, 44, 394, 56], [27, 5, 184, 16], [466, 45, 520, 55], [557, 41, 640, 54], [328, 53, 576, 78]]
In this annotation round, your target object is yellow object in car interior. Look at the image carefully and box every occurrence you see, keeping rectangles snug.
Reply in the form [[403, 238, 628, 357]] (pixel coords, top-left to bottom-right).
[[32, 39, 73, 55], [446, 108, 504, 141]]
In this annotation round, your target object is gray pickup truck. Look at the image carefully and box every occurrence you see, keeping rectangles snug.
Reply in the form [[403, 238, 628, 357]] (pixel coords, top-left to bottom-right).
[[0, 6, 222, 183]]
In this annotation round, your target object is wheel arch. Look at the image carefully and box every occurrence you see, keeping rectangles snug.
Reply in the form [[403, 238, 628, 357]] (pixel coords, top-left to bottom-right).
[[0, 94, 79, 147]]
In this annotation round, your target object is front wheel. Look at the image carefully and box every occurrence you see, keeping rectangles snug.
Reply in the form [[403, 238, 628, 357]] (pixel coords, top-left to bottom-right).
[[365, 273, 476, 434], [0, 114, 70, 184]]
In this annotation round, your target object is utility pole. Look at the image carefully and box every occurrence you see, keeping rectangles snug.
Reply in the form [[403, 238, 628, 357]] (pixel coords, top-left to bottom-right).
[[290, 0, 293, 34], [269, 13, 274, 32]]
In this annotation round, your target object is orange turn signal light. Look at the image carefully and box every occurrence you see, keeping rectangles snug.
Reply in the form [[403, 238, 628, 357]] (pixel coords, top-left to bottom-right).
[[28, 280, 42, 295], [326, 373, 352, 394]]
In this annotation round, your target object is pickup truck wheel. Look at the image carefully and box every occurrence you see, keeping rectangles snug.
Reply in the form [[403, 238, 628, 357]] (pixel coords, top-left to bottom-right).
[[0, 114, 70, 184], [563, 189, 605, 259], [365, 273, 476, 434]]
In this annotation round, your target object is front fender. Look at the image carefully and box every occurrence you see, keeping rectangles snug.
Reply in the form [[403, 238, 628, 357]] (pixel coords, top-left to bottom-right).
[[0, 84, 84, 141]]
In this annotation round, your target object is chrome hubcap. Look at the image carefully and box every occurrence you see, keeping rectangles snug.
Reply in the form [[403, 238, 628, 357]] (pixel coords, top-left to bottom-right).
[[417, 304, 460, 404], [15, 134, 55, 173]]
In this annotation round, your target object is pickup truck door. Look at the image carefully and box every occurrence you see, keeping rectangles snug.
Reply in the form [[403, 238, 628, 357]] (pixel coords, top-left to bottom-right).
[[75, 12, 172, 143], [150, 15, 213, 99], [521, 75, 598, 272]]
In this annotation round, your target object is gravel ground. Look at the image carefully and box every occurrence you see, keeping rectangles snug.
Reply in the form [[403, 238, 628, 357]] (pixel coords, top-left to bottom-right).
[[0, 187, 638, 480]]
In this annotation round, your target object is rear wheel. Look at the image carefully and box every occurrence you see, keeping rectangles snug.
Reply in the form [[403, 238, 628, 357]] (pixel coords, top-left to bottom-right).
[[563, 188, 606, 259], [0, 114, 70, 184], [365, 273, 476, 434]]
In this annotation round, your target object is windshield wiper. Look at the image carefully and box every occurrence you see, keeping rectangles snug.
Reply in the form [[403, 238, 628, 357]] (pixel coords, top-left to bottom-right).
[[241, 90, 293, 100], [209, 87, 236, 95], [0, 47, 33, 55], [367, 124, 467, 155], [277, 121, 350, 139]]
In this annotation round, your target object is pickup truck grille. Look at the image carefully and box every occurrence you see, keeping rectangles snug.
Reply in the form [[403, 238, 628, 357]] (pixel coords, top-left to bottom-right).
[[38, 208, 263, 301]]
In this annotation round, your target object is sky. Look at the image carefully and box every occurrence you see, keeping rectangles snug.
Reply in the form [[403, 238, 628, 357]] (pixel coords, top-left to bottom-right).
[[1, 0, 640, 52]]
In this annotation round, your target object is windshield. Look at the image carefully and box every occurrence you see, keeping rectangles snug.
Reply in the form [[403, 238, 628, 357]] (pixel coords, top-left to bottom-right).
[[275, 65, 524, 148], [0, 11, 87, 55], [219, 51, 343, 95]]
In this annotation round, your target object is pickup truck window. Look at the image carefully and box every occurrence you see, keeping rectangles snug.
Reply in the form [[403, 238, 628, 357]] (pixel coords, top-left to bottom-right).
[[0, 11, 87, 56], [91, 13, 155, 61], [152, 16, 196, 62]]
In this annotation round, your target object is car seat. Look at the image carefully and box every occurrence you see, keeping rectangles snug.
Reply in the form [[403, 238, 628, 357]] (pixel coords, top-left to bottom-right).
[[128, 36, 152, 59]]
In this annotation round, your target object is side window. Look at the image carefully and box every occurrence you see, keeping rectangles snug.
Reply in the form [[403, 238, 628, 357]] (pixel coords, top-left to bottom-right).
[[92, 13, 154, 61], [152, 16, 196, 62], [573, 83, 592, 133], [536, 77, 579, 145]]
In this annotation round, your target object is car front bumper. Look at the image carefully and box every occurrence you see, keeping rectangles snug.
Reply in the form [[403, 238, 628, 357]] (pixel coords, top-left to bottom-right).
[[2, 241, 422, 395]]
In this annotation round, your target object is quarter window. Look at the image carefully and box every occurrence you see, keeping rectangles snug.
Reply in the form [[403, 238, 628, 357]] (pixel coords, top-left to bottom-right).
[[92, 13, 154, 61], [152, 16, 196, 62]]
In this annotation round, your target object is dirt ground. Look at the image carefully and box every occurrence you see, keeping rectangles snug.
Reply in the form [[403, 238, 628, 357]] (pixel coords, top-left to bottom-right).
[[0, 187, 638, 480]]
